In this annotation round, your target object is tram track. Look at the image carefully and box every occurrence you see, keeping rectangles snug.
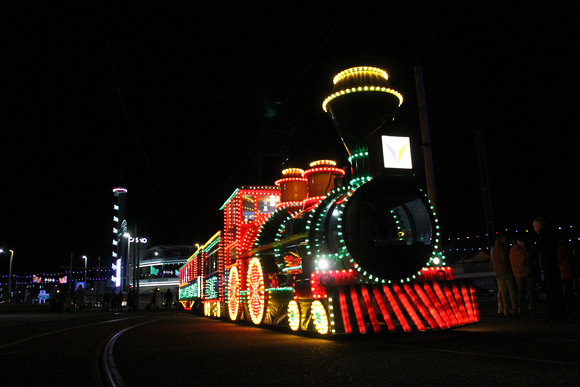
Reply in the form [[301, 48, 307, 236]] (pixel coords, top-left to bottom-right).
[[0, 312, 172, 386], [0, 314, 141, 351], [96, 315, 168, 387]]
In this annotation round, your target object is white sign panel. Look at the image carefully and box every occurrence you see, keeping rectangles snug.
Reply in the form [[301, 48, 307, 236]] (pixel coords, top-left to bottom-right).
[[382, 135, 412, 169], [111, 258, 122, 287]]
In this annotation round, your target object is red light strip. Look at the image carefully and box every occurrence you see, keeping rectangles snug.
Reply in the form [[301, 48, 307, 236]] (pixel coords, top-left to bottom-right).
[[338, 287, 352, 334], [392, 285, 425, 331], [432, 282, 459, 326], [372, 286, 395, 331], [302, 196, 325, 208], [445, 284, 465, 324], [360, 285, 380, 333], [403, 284, 439, 330], [452, 282, 470, 323], [441, 284, 464, 325], [415, 283, 447, 329], [302, 167, 345, 177], [382, 285, 411, 332], [350, 286, 366, 333], [274, 177, 308, 186], [468, 281, 481, 321], [460, 281, 477, 323]]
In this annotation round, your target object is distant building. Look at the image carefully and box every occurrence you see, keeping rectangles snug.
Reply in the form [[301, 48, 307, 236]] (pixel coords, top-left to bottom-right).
[[112, 187, 128, 291], [0, 244, 192, 311], [134, 245, 194, 309]]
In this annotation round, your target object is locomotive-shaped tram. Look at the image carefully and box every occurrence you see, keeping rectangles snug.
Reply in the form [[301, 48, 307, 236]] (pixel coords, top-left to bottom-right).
[[179, 66, 480, 334]]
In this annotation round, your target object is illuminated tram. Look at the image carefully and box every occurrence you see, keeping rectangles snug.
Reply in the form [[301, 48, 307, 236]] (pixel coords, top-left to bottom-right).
[[178, 66, 480, 334]]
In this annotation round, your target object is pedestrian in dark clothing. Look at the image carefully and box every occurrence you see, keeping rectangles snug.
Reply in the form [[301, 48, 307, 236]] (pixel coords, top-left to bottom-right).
[[110, 291, 118, 311], [74, 285, 86, 312], [115, 291, 124, 312], [103, 292, 111, 312], [558, 241, 576, 308], [573, 247, 580, 295], [510, 236, 536, 314], [164, 289, 173, 310], [491, 235, 517, 315], [533, 218, 567, 322], [127, 289, 135, 311]]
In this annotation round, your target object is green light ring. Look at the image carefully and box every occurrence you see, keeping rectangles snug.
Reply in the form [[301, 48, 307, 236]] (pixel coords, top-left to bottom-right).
[[254, 205, 298, 249], [347, 151, 369, 163], [338, 186, 394, 284], [348, 176, 372, 188], [271, 210, 303, 261], [304, 198, 329, 258], [311, 197, 341, 255], [310, 189, 359, 271]]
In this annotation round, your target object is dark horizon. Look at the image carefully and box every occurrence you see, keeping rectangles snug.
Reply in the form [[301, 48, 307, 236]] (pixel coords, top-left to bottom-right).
[[2, 2, 578, 275]]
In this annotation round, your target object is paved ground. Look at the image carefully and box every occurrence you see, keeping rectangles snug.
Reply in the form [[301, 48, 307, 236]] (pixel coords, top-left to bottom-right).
[[1, 293, 579, 386]]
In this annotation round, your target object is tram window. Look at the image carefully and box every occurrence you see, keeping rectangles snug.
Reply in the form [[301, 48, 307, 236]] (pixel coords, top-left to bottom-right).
[[206, 249, 219, 274], [242, 195, 255, 222], [256, 194, 279, 215]]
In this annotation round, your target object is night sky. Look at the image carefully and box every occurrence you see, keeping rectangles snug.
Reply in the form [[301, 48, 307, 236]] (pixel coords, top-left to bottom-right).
[[2, 2, 578, 274]]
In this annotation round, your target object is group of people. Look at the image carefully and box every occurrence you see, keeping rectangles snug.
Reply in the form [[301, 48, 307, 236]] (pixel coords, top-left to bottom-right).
[[101, 288, 174, 311], [102, 290, 126, 311], [150, 288, 174, 310], [491, 218, 576, 322], [48, 286, 177, 312]]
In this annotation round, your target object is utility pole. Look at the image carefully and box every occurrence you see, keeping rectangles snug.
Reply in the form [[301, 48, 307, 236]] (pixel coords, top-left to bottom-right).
[[7, 250, 13, 303], [69, 251, 73, 294], [414, 65, 438, 213], [96, 255, 101, 307], [135, 226, 140, 310], [475, 130, 495, 247]]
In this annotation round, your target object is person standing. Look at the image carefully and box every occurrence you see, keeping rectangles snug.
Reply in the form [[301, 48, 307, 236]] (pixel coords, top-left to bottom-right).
[[74, 285, 86, 312], [115, 291, 124, 312], [151, 288, 162, 310], [164, 288, 173, 310], [491, 235, 518, 315], [557, 240, 576, 309], [533, 218, 567, 322], [509, 236, 536, 314], [573, 247, 580, 296]]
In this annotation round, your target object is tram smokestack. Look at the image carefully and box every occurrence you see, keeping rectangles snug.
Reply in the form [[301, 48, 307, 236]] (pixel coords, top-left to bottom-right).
[[322, 66, 403, 178]]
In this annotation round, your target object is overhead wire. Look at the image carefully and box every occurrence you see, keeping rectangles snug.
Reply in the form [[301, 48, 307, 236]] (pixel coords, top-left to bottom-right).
[[220, 0, 353, 192], [99, 0, 185, 243]]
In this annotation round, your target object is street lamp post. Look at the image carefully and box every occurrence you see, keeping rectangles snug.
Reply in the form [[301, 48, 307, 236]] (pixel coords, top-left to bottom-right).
[[123, 233, 131, 295], [8, 250, 13, 303]]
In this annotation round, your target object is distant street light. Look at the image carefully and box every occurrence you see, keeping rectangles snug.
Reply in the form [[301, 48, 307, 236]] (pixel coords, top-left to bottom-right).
[[0, 249, 14, 303]]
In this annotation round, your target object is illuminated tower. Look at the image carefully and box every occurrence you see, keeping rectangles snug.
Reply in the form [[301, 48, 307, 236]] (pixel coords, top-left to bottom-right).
[[112, 187, 128, 290]]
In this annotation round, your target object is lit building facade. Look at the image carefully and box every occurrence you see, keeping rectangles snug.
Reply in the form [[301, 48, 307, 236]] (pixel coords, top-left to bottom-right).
[[136, 245, 194, 309], [111, 187, 128, 291]]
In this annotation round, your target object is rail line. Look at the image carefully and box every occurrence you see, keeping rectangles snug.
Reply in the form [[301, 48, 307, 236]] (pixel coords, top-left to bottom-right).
[[0, 315, 142, 351], [96, 316, 167, 387]]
